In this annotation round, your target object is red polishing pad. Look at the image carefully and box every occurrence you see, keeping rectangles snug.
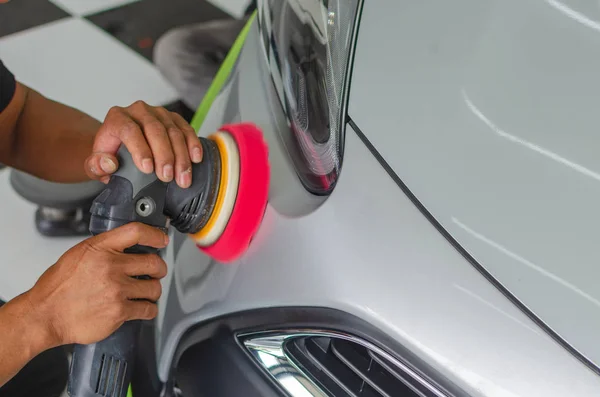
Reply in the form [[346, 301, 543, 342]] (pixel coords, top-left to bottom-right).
[[198, 123, 270, 263]]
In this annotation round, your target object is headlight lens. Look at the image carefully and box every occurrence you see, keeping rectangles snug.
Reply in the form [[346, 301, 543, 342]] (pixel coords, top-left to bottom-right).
[[258, 0, 360, 194]]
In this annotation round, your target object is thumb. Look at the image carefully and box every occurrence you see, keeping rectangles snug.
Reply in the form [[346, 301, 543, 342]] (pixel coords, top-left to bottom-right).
[[85, 152, 120, 183]]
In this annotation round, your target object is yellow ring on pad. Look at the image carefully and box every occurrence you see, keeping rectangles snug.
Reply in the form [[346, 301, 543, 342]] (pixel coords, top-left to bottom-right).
[[191, 132, 239, 246]]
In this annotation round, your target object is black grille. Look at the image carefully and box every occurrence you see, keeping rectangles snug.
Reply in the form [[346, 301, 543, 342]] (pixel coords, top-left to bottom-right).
[[285, 336, 435, 397]]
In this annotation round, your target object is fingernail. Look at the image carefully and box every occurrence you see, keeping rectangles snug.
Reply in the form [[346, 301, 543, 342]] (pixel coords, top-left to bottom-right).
[[142, 158, 154, 173], [100, 157, 117, 173], [163, 164, 173, 181], [192, 147, 203, 163], [179, 168, 192, 188]]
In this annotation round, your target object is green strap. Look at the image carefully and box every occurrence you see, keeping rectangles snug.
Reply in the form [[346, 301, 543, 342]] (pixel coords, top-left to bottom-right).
[[190, 11, 257, 132], [127, 11, 256, 397]]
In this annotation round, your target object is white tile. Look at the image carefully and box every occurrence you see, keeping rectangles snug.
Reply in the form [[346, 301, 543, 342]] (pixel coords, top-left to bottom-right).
[[0, 18, 177, 121], [0, 170, 84, 301], [49, 0, 141, 16], [207, 0, 250, 18]]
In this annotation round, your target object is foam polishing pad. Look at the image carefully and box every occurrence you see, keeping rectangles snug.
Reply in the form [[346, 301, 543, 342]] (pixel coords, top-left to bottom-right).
[[191, 123, 270, 263]]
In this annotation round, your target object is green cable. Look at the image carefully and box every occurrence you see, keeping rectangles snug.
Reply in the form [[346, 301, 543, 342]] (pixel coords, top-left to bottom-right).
[[127, 11, 256, 397], [190, 11, 257, 132]]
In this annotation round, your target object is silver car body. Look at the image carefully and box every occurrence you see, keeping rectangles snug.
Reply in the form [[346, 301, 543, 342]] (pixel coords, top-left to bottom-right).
[[156, 1, 600, 396]]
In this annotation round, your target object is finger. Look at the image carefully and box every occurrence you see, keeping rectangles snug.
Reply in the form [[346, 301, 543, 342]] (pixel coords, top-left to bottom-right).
[[94, 106, 154, 174], [153, 109, 192, 188], [122, 254, 167, 279], [171, 112, 203, 163], [125, 300, 158, 321], [126, 103, 174, 183], [125, 278, 162, 302], [84, 153, 119, 181], [92, 223, 169, 252]]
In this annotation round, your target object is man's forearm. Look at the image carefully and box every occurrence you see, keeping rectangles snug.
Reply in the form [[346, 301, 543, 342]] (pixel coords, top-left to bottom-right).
[[0, 292, 55, 388], [8, 85, 100, 183]]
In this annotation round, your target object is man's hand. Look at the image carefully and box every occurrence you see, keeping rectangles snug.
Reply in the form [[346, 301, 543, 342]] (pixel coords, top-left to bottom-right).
[[85, 101, 203, 188], [25, 223, 168, 346]]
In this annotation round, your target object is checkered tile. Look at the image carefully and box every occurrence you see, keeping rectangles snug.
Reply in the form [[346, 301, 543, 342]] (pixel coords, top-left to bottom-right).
[[0, 0, 69, 37], [87, 0, 230, 60], [0, 0, 250, 303], [50, 0, 143, 17]]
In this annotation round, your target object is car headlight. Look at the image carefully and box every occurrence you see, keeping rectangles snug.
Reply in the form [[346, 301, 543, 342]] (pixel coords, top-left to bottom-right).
[[257, 0, 361, 194]]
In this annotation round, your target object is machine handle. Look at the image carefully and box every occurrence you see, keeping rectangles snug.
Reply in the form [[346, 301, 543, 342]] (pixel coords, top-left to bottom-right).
[[67, 231, 159, 396], [68, 321, 140, 397]]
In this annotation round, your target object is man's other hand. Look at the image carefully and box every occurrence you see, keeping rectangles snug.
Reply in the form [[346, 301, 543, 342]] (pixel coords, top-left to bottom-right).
[[25, 223, 169, 346], [85, 101, 203, 188]]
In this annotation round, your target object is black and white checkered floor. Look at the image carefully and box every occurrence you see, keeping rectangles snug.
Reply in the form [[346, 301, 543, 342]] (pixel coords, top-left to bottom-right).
[[0, 0, 248, 305]]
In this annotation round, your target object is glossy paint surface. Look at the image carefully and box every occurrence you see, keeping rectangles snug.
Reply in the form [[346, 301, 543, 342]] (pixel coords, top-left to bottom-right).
[[349, 0, 600, 371]]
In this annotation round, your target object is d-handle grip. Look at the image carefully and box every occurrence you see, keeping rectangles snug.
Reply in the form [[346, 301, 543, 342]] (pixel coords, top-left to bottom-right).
[[68, 244, 155, 397], [68, 321, 140, 397]]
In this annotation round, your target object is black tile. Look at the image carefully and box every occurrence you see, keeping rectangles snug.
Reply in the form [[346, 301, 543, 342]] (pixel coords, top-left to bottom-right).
[[0, 0, 70, 38], [86, 0, 231, 60]]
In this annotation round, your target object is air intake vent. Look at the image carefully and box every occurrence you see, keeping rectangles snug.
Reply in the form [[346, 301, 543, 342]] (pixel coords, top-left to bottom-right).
[[94, 354, 128, 397], [242, 331, 444, 397], [286, 336, 431, 397]]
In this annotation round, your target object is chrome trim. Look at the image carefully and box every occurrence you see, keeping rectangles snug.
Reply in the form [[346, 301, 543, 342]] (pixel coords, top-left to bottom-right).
[[240, 329, 448, 397], [242, 332, 328, 397]]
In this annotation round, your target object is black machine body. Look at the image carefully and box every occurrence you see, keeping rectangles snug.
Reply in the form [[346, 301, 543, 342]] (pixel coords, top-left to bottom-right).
[[67, 137, 221, 397]]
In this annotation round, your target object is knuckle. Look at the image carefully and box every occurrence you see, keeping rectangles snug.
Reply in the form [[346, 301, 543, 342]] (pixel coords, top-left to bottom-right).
[[119, 121, 141, 141], [167, 126, 182, 139], [146, 303, 158, 319], [153, 256, 168, 277], [156, 107, 170, 117], [177, 162, 192, 174], [79, 239, 95, 253], [151, 281, 162, 300], [158, 266, 168, 279], [158, 151, 175, 165], [182, 123, 196, 134], [177, 154, 191, 165], [107, 106, 123, 118], [112, 303, 127, 321], [81, 237, 103, 255], [147, 120, 166, 134], [132, 100, 147, 109], [175, 153, 191, 168], [150, 253, 162, 266]]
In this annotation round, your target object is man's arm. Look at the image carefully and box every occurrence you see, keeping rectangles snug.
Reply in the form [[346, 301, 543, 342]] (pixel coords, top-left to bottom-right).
[[0, 83, 100, 183], [0, 292, 55, 387], [0, 82, 203, 186]]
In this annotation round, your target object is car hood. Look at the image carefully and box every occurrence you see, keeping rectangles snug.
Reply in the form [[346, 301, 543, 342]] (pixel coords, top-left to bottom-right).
[[348, 1, 600, 369]]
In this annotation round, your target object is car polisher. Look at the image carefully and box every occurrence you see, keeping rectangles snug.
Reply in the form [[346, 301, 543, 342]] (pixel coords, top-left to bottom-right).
[[67, 122, 270, 397]]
